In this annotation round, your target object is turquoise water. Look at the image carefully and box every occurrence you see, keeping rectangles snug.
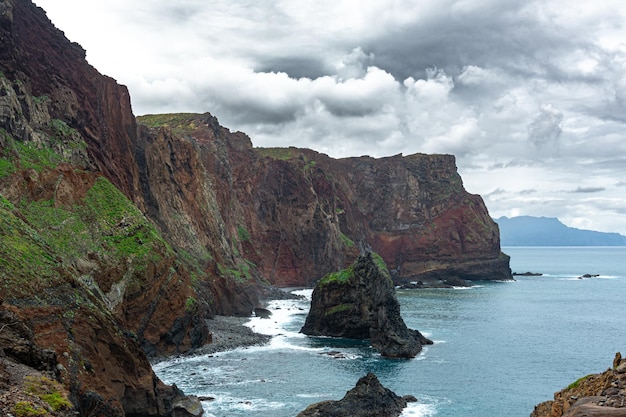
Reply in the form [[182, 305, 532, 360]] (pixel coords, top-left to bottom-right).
[[154, 247, 626, 416]]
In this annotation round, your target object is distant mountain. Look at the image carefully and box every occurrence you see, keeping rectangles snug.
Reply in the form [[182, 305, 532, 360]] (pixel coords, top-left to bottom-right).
[[495, 216, 626, 246]]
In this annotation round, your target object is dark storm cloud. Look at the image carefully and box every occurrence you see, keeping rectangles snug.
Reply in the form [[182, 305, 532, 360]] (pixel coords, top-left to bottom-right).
[[365, 1, 593, 83], [254, 57, 332, 79]]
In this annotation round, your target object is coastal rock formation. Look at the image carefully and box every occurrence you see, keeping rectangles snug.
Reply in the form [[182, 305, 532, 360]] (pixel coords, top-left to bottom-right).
[[297, 373, 412, 417], [300, 253, 432, 358], [531, 352, 626, 417], [0, 0, 208, 415], [135, 115, 512, 288], [1, 0, 508, 414]]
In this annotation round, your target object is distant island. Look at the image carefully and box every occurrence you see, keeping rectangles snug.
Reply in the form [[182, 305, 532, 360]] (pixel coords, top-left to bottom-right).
[[495, 216, 626, 246]]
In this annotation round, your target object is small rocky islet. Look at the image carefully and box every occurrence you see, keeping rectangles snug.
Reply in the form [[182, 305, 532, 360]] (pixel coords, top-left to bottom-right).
[[301, 252, 432, 358]]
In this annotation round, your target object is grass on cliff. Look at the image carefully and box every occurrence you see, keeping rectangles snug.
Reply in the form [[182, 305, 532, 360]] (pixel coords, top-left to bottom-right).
[[0, 197, 62, 295], [0, 128, 62, 175], [567, 374, 593, 390], [24, 375, 72, 411], [317, 252, 392, 288], [137, 113, 202, 135], [0, 122, 86, 178], [256, 147, 317, 171], [0, 176, 172, 298], [318, 266, 354, 287], [325, 303, 355, 316]]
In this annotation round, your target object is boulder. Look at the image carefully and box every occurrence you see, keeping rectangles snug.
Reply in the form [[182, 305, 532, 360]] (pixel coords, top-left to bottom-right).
[[172, 395, 204, 417], [297, 373, 409, 417], [301, 252, 432, 358]]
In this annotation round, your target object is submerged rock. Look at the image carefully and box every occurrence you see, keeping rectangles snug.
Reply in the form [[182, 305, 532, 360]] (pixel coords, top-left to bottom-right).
[[300, 252, 432, 358], [297, 373, 410, 417]]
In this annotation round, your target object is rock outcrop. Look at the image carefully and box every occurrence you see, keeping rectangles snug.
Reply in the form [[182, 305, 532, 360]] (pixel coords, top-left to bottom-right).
[[531, 353, 626, 417], [297, 373, 413, 417], [300, 252, 433, 358]]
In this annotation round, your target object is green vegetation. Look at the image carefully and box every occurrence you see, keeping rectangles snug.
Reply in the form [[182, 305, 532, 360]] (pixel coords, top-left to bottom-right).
[[12, 401, 47, 417], [567, 374, 592, 390], [217, 261, 253, 283], [83, 177, 170, 266], [1, 174, 173, 298], [136, 113, 201, 135], [339, 232, 355, 248], [237, 225, 250, 242], [371, 252, 392, 282], [326, 303, 355, 316], [24, 375, 72, 412], [0, 128, 62, 173], [185, 296, 197, 313], [0, 194, 14, 210], [319, 266, 354, 287], [19, 198, 95, 262], [255, 147, 300, 161], [0, 157, 16, 177], [32, 95, 49, 105], [0, 204, 61, 295]]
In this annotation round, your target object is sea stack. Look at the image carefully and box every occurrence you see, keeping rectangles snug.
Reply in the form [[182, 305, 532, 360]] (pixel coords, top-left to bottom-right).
[[301, 252, 432, 358]]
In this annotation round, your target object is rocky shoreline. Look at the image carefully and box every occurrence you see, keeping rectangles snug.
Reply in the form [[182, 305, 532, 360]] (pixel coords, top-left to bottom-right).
[[150, 316, 271, 363]]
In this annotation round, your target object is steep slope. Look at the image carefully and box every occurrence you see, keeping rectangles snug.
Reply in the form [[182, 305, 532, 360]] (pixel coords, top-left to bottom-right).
[[0, 1, 215, 415]]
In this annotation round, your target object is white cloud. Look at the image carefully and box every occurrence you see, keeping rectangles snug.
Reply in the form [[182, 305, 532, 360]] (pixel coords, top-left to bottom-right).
[[33, 0, 626, 235]]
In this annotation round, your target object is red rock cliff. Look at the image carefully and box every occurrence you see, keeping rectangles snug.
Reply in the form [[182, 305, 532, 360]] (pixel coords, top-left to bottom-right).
[[135, 115, 511, 288]]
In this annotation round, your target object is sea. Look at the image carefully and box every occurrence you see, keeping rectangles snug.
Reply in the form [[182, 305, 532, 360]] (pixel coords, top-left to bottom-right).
[[153, 247, 626, 417]]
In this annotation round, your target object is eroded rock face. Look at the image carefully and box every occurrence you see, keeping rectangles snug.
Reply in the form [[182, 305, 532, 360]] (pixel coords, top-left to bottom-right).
[[297, 373, 411, 417], [530, 353, 626, 417], [135, 117, 512, 288], [300, 252, 432, 358]]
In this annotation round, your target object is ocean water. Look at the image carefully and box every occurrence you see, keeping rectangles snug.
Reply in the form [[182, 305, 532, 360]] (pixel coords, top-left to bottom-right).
[[153, 247, 626, 417]]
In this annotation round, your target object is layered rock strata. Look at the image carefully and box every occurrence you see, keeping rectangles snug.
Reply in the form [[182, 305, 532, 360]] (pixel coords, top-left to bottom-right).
[[531, 352, 626, 417], [300, 252, 433, 358], [297, 373, 414, 417]]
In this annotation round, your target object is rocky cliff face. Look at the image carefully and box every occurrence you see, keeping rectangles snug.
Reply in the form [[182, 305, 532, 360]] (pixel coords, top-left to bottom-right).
[[300, 252, 433, 358], [531, 353, 626, 417], [1, 0, 510, 415], [0, 1, 208, 415], [135, 116, 511, 288]]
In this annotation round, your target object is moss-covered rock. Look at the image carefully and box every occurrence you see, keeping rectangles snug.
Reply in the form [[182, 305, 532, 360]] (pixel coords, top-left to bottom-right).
[[301, 252, 432, 358]]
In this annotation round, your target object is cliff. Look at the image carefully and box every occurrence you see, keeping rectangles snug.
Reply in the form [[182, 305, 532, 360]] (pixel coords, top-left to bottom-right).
[[135, 116, 511, 288], [531, 353, 626, 417], [1, 0, 510, 415], [0, 0, 213, 415], [300, 252, 432, 358]]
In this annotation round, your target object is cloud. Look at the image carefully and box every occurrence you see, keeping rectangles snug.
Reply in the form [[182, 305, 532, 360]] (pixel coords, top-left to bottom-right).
[[527, 104, 564, 151], [33, 0, 626, 234], [569, 186, 606, 193]]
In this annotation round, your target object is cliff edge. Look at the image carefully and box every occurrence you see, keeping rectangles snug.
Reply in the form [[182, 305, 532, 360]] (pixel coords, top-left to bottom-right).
[[531, 353, 626, 417]]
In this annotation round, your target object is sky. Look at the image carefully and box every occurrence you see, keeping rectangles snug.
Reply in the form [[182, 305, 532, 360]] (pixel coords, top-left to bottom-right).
[[34, 0, 626, 235]]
